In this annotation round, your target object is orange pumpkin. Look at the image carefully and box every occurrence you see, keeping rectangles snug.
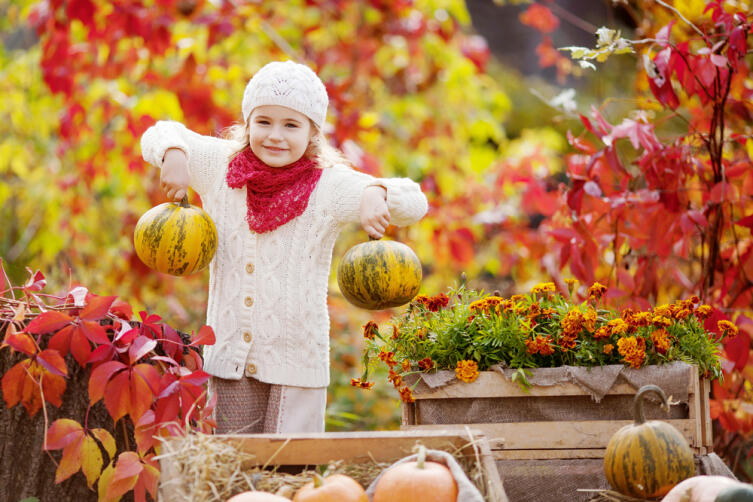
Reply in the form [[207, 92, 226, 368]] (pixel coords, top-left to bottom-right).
[[293, 473, 367, 502], [226, 491, 290, 502], [373, 446, 458, 502]]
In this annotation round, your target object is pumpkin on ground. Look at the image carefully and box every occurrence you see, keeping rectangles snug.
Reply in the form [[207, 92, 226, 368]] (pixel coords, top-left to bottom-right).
[[372, 446, 458, 502], [133, 196, 217, 276], [292, 473, 368, 502], [226, 491, 291, 502], [604, 384, 695, 499], [337, 239, 422, 310], [660, 475, 748, 502]]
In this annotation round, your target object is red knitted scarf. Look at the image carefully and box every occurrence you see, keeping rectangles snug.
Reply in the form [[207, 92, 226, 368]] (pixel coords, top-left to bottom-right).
[[226, 149, 323, 233]]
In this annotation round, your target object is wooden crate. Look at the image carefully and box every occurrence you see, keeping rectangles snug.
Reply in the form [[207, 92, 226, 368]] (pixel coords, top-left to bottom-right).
[[159, 430, 508, 502], [402, 365, 712, 460]]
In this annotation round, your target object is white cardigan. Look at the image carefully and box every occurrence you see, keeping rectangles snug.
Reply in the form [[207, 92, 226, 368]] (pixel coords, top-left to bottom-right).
[[140, 121, 428, 387]]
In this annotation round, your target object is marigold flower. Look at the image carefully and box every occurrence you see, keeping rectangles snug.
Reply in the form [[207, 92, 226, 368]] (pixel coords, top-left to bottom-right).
[[427, 293, 450, 311], [388, 369, 403, 388], [398, 386, 415, 403], [455, 360, 480, 383], [583, 308, 597, 332], [608, 318, 629, 336], [621, 308, 634, 321], [587, 282, 607, 301], [617, 336, 646, 369], [511, 294, 525, 303], [603, 343, 614, 355], [651, 328, 671, 354], [363, 321, 379, 340], [418, 357, 434, 371], [377, 350, 398, 367], [561, 308, 584, 336], [688, 295, 700, 304], [653, 304, 672, 318], [350, 378, 375, 389], [558, 332, 577, 351], [694, 304, 712, 320], [469, 299, 488, 313], [564, 278, 579, 294], [593, 326, 611, 340], [526, 335, 555, 356], [630, 311, 651, 327], [675, 308, 692, 320], [718, 320, 739, 339], [531, 282, 556, 294], [391, 324, 400, 340], [652, 315, 672, 327], [401, 360, 412, 372]]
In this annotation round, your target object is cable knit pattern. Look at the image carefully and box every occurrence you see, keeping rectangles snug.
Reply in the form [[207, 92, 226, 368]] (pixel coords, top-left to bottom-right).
[[141, 120, 428, 387]]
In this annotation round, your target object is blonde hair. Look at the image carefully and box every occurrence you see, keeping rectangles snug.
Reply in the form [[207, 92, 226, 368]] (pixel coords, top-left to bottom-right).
[[223, 119, 351, 169]]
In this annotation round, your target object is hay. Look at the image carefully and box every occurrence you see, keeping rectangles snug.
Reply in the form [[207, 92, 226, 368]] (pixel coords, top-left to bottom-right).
[[157, 432, 493, 502]]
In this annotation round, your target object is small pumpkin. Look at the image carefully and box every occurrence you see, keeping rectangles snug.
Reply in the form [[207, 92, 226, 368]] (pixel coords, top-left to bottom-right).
[[337, 239, 422, 310], [660, 476, 746, 502], [226, 491, 291, 502], [133, 196, 217, 276], [373, 446, 458, 502], [604, 384, 695, 499], [292, 473, 367, 502]]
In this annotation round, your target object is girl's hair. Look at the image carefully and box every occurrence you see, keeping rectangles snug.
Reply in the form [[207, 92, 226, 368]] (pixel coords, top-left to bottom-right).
[[224, 119, 351, 169]]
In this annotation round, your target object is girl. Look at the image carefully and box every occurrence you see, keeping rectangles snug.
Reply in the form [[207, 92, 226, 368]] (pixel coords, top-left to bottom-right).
[[140, 61, 428, 434]]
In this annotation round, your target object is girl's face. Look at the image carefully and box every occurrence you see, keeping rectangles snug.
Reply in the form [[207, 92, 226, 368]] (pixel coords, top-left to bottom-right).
[[248, 105, 314, 167]]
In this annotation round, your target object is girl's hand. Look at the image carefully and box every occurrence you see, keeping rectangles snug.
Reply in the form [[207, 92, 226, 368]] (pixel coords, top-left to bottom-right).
[[360, 185, 390, 239], [160, 148, 190, 201]]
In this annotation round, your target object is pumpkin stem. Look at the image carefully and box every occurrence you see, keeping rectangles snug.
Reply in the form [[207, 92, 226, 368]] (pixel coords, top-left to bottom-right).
[[416, 445, 427, 469], [633, 384, 669, 425], [179, 195, 190, 208], [313, 472, 324, 489]]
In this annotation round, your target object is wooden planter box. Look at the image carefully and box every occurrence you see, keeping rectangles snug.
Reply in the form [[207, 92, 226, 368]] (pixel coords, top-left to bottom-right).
[[401, 364, 713, 460], [159, 430, 509, 502]]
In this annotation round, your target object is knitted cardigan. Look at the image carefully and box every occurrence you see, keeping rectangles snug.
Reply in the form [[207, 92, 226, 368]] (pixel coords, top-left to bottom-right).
[[140, 121, 428, 387]]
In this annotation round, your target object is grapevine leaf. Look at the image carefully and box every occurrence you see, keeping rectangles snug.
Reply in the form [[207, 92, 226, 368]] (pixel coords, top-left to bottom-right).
[[88, 360, 127, 404], [25, 311, 73, 335]]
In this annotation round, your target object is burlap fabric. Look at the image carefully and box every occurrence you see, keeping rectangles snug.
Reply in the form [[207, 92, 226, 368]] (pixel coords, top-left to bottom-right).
[[407, 362, 694, 424], [210, 376, 282, 434], [497, 453, 735, 502]]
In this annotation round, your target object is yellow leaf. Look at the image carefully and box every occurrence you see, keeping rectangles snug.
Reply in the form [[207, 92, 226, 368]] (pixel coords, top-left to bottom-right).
[[98, 461, 116, 502], [55, 439, 83, 483], [91, 428, 117, 459], [82, 435, 104, 489]]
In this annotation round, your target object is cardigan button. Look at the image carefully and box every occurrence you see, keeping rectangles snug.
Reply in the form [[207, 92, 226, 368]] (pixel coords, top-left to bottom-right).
[[246, 263, 254, 274], [245, 363, 257, 375], [243, 331, 252, 343], [244, 296, 254, 307]]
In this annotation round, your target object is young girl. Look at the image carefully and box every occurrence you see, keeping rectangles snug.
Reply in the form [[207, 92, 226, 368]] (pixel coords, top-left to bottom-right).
[[140, 61, 428, 434]]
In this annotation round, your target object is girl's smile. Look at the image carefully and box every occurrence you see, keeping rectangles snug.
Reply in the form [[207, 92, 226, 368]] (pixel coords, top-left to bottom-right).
[[248, 105, 315, 167]]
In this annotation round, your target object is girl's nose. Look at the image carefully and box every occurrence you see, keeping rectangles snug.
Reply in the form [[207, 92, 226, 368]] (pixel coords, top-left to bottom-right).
[[268, 125, 284, 141]]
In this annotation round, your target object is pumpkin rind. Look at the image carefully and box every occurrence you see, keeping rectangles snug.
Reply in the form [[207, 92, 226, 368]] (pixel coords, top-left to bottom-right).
[[372, 447, 458, 502], [226, 492, 290, 502], [337, 240, 422, 310], [604, 385, 695, 499], [292, 474, 368, 502], [133, 199, 217, 276]]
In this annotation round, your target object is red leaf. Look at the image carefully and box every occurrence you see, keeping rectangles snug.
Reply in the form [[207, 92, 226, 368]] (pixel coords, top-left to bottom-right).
[[710, 181, 740, 203], [69, 327, 93, 367], [105, 370, 132, 422], [48, 325, 75, 357], [1, 360, 28, 409], [25, 311, 73, 335], [55, 438, 84, 484], [110, 299, 133, 320], [130, 364, 160, 420], [735, 214, 753, 230], [88, 360, 127, 404], [190, 325, 215, 347], [5, 332, 38, 356], [79, 295, 117, 321], [134, 454, 160, 501], [161, 324, 183, 361], [36, 349, 68, 377], [105, 452, 142, 501], [448, 228, 475, 265], [23, 270, 47, 292], [45, 418, 84, 450], [41, 371, 66, 408], [519, 3, 559, 33], [79, 320, 111, 344], [724, 329, 750, 371], [87, 343, 116, 365], [129, 336, 157, 364]]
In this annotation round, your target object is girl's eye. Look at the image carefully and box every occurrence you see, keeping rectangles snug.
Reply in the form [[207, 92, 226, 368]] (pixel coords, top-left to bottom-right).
[[285, 123, 299, 128], [256, 120, 270, 125]]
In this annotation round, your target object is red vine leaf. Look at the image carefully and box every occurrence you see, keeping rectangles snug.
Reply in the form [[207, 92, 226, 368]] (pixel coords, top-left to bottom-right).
[[25, 311, 73, 335], [79, 295, 117, 321], [189, 325, 215, 347]]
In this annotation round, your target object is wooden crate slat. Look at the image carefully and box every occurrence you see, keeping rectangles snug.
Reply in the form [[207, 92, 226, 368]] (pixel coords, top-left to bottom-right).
[[700, 377, 714, 447], [404, 419, 698, 450], [492, 449, 608, 460], [412, 366, 695, 400]]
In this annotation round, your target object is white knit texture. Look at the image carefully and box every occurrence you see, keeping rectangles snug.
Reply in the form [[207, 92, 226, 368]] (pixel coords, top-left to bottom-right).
[[242, 61, 328, 128], [141, 120, 428, 387]]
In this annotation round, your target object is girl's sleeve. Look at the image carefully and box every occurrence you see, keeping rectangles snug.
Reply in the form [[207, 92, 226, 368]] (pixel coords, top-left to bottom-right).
[[329, 166, 429, 226], [140, 120, 235, 197]]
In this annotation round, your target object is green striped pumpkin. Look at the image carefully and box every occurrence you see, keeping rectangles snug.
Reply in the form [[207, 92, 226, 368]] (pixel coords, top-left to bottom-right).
[[133, 197, 217, 276], [604, 384, 695, 498], [337, 239, 422, 310]]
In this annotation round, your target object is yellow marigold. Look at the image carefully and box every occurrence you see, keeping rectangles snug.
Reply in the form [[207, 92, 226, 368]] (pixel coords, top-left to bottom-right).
[[617, 336, 646, 369], [469, 299, 488, 313], [350, 378, 375, 389], [652, 315, 672, 327], [398, 386, 415, 403], [531, 282, 556, 294], [718, 320, 739, 339], [608, 318, 629, 335], [388, 369, 403, 388], [593, 326, 611, 340], [688, 295, 700, 304], [501, 299, 516, 313], [651, 328, 671, 354], [455, 360, 480, 383], [675, 308, 692, 320], [511, 294, 526, 303], [587, 282, 607, 301], [695, 304, 712, 320], [621, 308, 635, 321], [603, 343, 614, 355], [401, 360, 412, 372], [561, 308, 584, 336], [363, 321, 379, 340], [564, 278, 579, 294], [653, 304, 672, 318], [583, 308, 597, 332], [630, 311, 651, 327], [377, 350, 397, 367], [559, 332, 577, 351]]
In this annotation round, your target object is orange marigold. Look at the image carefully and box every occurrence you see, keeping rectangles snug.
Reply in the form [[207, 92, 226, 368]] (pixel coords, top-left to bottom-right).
[[617, 336, 646, 369], [603, 343, 614, 355], [350, 378, 375, 389], [388, 369, 403, 388], [561, 308, 584, 336], [608, 318, 629, 336], [531, 282, 555, 294], [695, 304, 712, 320], [418, 357, 434, 371], [455, 360, 480, 383], [469, 299, 488, 313], [593, 326, 611, 340], [426, 293, 450, 312], [363, 321, 379, 340], [398, 386, 415, 403], [652, 315, 672, 327], [718, 320, 739, 339], [651, 328, 671, 354], [559, 332, 577, 351], [564, 278, 579, 294], [653, 304, 672, 318], [630, 311, 651, 327], [583, 308, 597, 332], [391, 324, 400, 340], [526, 335, 555, 356], [401, 360, 412, 372], [587, 282, 607, 301], [675, 308, 692, 320], [378, 350, 398, 367]]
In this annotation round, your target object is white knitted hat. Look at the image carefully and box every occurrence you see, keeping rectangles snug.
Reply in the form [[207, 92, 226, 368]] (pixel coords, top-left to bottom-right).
[[241, 61, 328, 129]]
